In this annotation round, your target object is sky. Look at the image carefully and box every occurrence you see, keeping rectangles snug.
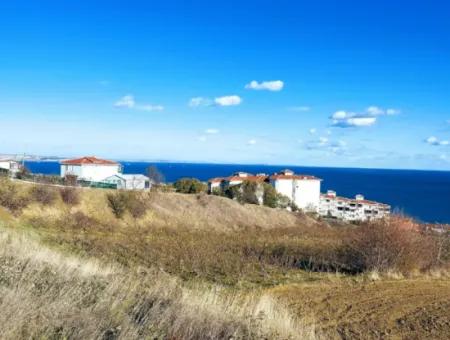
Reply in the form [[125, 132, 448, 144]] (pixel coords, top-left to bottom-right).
[[0, 1, 450, 170]]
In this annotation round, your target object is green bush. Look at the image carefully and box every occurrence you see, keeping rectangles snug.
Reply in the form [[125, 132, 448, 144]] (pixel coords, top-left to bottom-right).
[[262, 183, 278, 208], [173, 178, 207, 194], [241, 181, 259, 205]]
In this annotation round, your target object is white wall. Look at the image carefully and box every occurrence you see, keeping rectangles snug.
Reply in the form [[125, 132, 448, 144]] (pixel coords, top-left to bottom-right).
[[271, 179, 293, 200], [61, 164, 120, 182], [293, 179, 321, 211]]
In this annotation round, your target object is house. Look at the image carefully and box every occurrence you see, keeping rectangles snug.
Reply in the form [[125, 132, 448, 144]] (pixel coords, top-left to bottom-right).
[[208, 169, 321, 212], [0, 159, 22, 175], [269, 170, 322, 212], [103, 174, 151, 190], [208, 172, 269, 193], [319, 190, 390, 221], [60, 156, 122, 182]]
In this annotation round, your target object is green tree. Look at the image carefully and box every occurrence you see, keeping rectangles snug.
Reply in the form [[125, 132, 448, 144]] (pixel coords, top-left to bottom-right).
[[241, 181, 259, 204], [262, 183, 278, 208], [174, 178, 207, 194]]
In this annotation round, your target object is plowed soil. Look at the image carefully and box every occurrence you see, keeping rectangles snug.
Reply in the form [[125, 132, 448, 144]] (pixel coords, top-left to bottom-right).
[[272, 278, 450, 339]]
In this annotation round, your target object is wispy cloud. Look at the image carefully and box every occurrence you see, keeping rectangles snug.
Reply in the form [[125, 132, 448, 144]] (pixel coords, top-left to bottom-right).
[[366, 106, 400, 116], [189, 95, 242, 107], [189, 97, 212, 107], [247, 139, 257, 145], [309, 128, 317, 134], [197, 136, 207, 142], [114, 95, 163, 112], [330, 106, 399, 128], [304, 136, 348, 154], [205, 128, 219, 134], [425, 136, 449, 146], [289, 106, 310, 112], [114, 95, 135, 108], [245, 80, 284, 91], [331, 110, 377, 127], [214, 95, 242, 106]]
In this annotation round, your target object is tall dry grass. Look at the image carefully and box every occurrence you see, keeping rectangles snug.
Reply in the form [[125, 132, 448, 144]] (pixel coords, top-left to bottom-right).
[[0, 225, 319, 340]]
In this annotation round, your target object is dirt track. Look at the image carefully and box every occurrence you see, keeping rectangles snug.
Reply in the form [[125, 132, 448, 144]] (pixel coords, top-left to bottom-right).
[[271, 278, 450, 339]]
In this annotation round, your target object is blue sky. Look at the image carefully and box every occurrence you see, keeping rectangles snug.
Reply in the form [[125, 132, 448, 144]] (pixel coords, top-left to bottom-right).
[[0, 1, 449, 169]]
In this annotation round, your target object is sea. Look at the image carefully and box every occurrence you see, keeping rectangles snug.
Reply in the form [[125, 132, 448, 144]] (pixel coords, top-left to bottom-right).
[[25, 161, 450, 224]]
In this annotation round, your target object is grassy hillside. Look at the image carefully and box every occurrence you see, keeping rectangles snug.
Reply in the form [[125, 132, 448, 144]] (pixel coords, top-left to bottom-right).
[[0, 178, 449, 339]]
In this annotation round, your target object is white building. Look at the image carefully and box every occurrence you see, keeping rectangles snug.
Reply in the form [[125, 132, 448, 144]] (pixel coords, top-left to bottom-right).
[[208, 169, 321, 212], [60, 156, 122, 182], [269, 170, 322, 212], [103, 174, 151, 190], [0, 159, 22, 175], [319, 190, 390, 221]]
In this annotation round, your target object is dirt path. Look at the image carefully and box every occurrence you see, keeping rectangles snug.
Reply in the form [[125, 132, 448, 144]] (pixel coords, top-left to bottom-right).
[[270, 278, 450, 339]]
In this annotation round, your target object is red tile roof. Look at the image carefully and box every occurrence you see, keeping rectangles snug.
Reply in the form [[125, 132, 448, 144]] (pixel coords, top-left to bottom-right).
[[61, 156, 119, 166]]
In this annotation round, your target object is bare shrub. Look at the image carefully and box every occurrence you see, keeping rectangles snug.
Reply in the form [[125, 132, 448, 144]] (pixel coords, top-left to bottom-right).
[[106, 192, 129, 218], [64, 174, 78, 186], [63, 211, 97, 230], [30, 185, 58, 206], [127, 192, 148, 219], [0, 178, 30, 213], [59, 187, 80, 205], [346, 217, 438, 273]]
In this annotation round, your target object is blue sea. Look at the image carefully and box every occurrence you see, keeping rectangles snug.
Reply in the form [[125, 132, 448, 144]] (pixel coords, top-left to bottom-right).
[[25, 161, 450, 224]]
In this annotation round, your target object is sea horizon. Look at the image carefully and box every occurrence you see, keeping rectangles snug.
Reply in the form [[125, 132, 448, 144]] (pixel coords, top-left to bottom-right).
[[25, 160, 450, 224]]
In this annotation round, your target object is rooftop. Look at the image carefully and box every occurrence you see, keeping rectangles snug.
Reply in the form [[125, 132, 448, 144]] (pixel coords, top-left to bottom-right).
[[61, 156, 119, 166]]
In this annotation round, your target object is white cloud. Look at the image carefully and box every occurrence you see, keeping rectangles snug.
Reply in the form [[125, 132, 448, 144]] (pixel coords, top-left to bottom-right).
[[366, 106, 384, 115], [331, 110, 377, 127], [214, 95, 242, 106], [366, 106, 401, 116], [197, 136, 207, 142], [245, 80, 284, 91], [115, 95, 163, 112], [247, 139, 257, 145], [345, 117, 377, 127], [304, 137, 348, 155], [289, 106, 310, 112], [386, 108, 400, 115], [332, 110, 350, 120], [114, 95, 135, 108], [205, 128, 219, 134], [318, 137, 329, 145], [189, 97, 212, 107], [309, 128, 317, 134], [137, 104, 164, 112], [331, 106, 398, 128], [425, 136, 449, 146]]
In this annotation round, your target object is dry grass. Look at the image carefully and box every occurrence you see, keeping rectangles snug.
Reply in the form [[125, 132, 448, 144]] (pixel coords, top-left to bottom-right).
[[0, 179, 449, 339], [0, 225, 319, 340]]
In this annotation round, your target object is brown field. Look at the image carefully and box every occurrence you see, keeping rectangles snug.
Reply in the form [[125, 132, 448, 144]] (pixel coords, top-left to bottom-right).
[[0, 178, 449, 339]]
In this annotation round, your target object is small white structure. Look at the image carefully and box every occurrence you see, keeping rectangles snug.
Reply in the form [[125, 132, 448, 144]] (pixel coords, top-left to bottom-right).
[[270, 170, 322, 212], [103, 174, 151, 190], [60, 156, 122, 182], [0, 159, 22, 175], [319, 190, 390, 221]]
